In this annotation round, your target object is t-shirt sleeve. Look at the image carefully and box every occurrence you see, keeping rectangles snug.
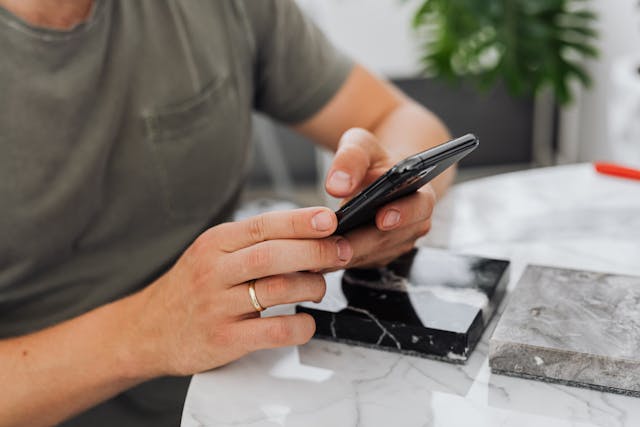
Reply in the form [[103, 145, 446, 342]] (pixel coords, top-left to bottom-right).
[[242, 0, 354, 123]]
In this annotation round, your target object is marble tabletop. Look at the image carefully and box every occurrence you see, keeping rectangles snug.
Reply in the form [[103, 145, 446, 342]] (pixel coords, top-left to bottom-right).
[[181, 163, 640, 427]]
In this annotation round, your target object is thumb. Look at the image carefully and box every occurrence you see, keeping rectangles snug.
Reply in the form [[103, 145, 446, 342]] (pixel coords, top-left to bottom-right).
[[325, 128, 386, 198]]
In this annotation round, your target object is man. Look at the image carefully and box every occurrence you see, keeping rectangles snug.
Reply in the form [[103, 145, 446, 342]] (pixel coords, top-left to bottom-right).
[[0, 0, 452, 426]]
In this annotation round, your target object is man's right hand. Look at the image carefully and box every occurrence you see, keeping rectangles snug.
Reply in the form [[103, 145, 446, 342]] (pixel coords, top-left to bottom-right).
[[0, 207, 352, 427], [127, 207, 352, 377]]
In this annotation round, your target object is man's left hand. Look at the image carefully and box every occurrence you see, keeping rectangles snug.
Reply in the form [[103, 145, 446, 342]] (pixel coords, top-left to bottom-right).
[[325, 128, 436, 268]]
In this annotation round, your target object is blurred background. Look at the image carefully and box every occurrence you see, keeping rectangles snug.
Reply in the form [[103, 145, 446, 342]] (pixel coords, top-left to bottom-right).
[[244, 0, 640, 207]]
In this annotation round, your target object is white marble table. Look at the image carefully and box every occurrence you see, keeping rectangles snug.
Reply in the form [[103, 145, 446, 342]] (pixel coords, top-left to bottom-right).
[[181, 163, 640, 427]]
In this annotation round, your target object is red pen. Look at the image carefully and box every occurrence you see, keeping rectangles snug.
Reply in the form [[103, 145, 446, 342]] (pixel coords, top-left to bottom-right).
[[594, 162, 640, 181]]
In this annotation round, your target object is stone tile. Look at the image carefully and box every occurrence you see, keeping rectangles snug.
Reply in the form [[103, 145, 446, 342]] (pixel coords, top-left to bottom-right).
[[297, 248, 510, 363], [490, 265, 640, 396]]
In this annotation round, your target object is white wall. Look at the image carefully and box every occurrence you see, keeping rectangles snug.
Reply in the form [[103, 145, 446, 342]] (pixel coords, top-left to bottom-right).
[[297, 0, 423, 78], [567, 0, 640, 162]]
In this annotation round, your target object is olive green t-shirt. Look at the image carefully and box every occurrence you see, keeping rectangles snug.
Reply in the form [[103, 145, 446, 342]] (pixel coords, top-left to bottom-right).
[[0, 0, 352, 425]]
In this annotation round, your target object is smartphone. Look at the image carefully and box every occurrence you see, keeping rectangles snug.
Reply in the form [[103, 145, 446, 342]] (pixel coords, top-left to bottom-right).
[[334, 133, 478, 234]]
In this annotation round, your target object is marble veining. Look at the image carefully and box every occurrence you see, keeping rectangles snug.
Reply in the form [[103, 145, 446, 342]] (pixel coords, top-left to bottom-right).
[[182, 164, 640, 427], [345, 306, 402, 349], [489, 265, 640, 396], [297, 247, 509, 362]]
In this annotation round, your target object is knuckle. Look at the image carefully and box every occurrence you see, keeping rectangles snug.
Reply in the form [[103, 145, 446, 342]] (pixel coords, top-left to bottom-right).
[[343, 127, 371, 145], [264, 275, 289, 297], [313, 240, 332, 264], [189, 229, 213, 257], [185, 249, 217, 284], [209, 326, 234, 349], [340, 128, 362, 147], [340, 129, 373, 160], [204, 256, 228, 285], [227, 326, 253, 353], [247, 246, 271, 270], [424, 184, 437, 200], [342, 127, 361, 139], [266, 318, 294, 344], [248, 215, 268, 243], [313, 275, 327, 301], [416, 220, 431, 238], [423, 187, 437, 211], [302, 274, 326, 302], [289, 213, 298, 235], [297, 314, 316, 343]]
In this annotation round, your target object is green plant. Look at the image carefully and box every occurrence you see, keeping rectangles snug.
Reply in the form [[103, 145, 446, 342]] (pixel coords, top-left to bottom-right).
[[412, 0, 598, 104]]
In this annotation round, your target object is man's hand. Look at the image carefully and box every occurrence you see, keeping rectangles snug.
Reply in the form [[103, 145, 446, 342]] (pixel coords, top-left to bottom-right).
[[128, 207, 352, 377], [325, 128, 436, 268], [0, 208, 352, 427], [294, 65, 453, 268]]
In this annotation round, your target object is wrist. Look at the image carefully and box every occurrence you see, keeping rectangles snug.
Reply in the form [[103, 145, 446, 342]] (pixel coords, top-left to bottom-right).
[[107, 288, 167, 382]]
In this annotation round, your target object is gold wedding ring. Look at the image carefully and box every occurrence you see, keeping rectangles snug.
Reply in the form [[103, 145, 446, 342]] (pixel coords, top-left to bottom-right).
[[248, 280, 265, 312]]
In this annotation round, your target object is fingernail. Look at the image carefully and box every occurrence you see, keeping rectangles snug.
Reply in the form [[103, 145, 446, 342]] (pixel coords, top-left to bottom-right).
[[382, 209, 401, 228], [328, 170, 352, 193], [311, 211, 333, 231], [336, 238, 352, 262]]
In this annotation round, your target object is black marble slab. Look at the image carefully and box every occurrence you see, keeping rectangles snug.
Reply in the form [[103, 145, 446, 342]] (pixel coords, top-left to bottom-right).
[[297, 248, 510, 363]]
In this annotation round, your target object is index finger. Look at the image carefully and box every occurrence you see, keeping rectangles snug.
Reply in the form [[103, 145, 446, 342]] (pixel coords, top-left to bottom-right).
[[214, 207, 337, 253]]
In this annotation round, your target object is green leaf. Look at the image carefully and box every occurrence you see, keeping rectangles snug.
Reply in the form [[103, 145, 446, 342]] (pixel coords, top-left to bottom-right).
[[411, 0, 599, 104], [411, 0, 435, 28], [561, 40, 598, 57]]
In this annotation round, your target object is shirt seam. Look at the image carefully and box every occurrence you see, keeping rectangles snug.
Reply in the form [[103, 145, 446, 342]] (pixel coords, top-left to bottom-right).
[[0, 0, 107, 42]]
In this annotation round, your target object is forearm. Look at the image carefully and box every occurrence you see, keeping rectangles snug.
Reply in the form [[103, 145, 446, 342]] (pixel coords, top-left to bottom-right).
[[294, 64, 454, 198], [0, 292, 155, 427], [372, 99, 454, 198]]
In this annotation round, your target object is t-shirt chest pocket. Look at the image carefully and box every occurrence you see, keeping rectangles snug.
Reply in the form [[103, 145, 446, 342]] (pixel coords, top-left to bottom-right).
[[142, 78, 248, 219]]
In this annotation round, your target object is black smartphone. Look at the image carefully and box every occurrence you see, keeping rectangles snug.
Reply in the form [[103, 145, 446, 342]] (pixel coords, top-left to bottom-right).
[[334, 133, 479, 235]]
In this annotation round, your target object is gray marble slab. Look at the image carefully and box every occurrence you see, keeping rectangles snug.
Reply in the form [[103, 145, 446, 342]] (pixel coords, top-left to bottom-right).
[[490, 265, 640, 396]]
